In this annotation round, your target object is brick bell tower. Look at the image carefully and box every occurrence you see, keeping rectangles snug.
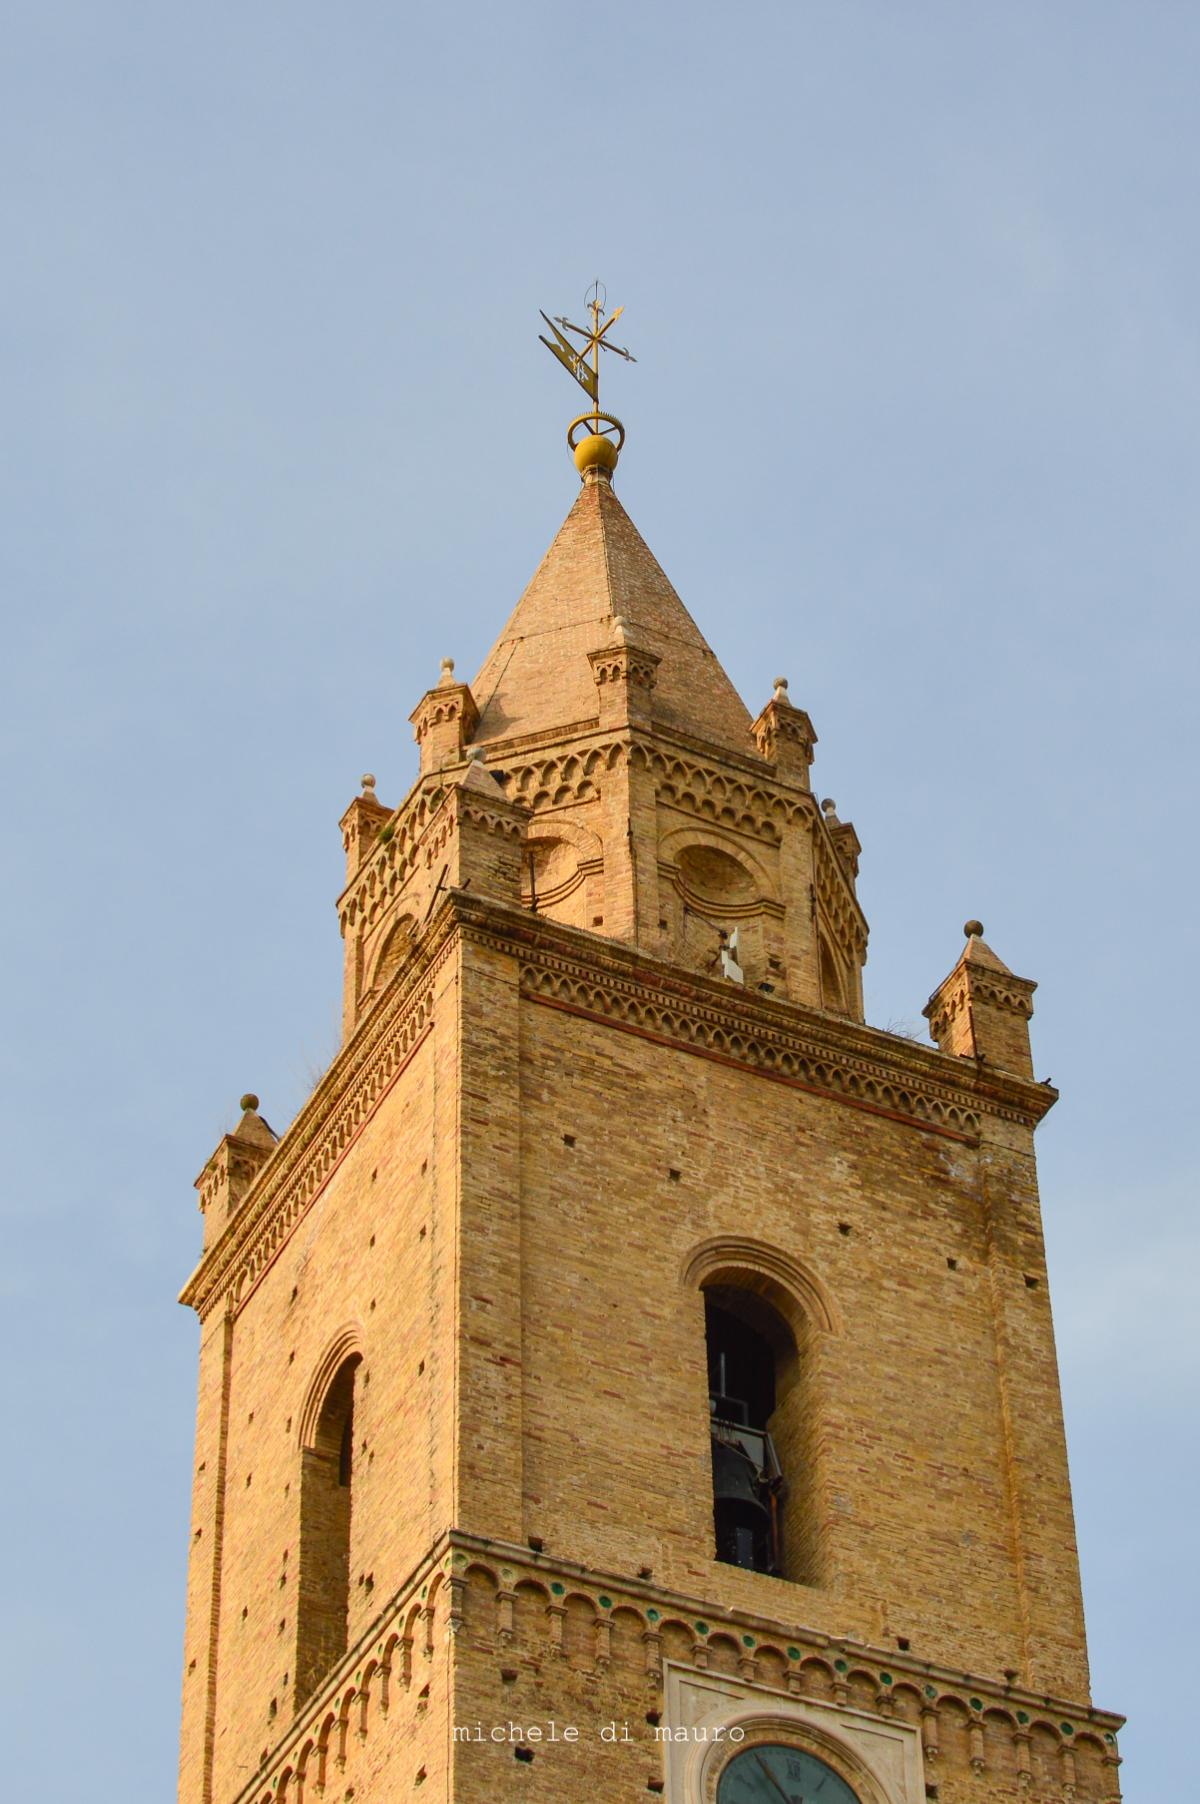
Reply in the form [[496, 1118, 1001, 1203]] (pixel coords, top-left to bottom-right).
[[178, 345, 1125, 1804]]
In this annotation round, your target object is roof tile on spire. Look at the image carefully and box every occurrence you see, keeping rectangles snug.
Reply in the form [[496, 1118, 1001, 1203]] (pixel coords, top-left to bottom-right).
[[471, 473, 757, 756]]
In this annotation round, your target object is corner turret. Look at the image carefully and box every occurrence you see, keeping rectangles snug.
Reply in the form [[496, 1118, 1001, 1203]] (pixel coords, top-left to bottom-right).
[[194, 1094, 277, 1252], [924, 921, 1038, 1078], [409, 657, 480, 776]]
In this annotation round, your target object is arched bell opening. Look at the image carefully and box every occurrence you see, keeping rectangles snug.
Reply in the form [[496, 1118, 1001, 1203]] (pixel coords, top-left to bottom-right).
[[704, 1287, 799, 1579], [295, 1353, 361, 1706]]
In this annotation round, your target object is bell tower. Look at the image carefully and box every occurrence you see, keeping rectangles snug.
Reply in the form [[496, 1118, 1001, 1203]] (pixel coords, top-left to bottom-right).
[[177, 305, 1124, 1804]]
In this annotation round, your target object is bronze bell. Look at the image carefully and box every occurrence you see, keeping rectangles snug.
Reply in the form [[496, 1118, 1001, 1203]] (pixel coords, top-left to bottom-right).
[[710, 1435, 769, 1514]]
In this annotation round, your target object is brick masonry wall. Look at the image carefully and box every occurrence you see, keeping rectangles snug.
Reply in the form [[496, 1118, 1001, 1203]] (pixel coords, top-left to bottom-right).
[[463, 964, 1088, 1697], [181, 462, 1117, 1801], [181, 952, 461, 1803], [237, 1538, 1120, 1804], [181, 902, 1110, 1801]]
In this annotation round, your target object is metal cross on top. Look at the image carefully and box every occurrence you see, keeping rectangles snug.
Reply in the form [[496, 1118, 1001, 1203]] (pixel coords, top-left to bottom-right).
[[539, 281, 636, 455]]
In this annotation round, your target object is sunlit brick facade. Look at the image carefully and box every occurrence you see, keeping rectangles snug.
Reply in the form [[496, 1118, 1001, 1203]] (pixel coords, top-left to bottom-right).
[[179, 446, 1123, 1804]]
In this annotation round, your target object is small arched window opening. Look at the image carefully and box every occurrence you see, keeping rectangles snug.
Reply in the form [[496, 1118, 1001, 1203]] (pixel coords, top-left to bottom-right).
[[705, 1288, 797, 1577], [819, 937, 846, 1013], [296, 1354, 360, 1705]]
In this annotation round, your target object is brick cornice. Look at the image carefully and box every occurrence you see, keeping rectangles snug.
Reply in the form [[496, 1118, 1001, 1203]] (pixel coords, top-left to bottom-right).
[[181, 893, 1055, 1324], [449, 894, 1054, 1138], [483, 718, 791, 788], [447, 1531, 1124, 1739], [236, 1530, 1123, 1804], [491, 723, 816, 810]]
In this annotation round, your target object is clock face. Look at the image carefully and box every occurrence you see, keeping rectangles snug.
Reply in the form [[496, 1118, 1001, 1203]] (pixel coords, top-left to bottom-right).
[[718, 1743, 862, 1804]]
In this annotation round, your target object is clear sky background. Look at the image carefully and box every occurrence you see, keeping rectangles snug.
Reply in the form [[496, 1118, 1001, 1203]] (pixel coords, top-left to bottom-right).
[[2, 4, 1195, 1798]]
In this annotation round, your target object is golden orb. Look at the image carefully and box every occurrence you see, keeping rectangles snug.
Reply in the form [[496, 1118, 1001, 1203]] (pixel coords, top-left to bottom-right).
[[573, 432, 620, 475]]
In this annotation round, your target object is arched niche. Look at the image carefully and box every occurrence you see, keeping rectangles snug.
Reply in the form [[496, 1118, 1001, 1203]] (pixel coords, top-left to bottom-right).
[[520, 818, 603, 929], [659, 826, 780, 988], [295, 1331, 364, 1706]]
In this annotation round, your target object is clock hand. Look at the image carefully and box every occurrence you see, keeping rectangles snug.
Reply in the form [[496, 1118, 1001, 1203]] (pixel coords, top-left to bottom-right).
[[752, 1751, 796, 1804]]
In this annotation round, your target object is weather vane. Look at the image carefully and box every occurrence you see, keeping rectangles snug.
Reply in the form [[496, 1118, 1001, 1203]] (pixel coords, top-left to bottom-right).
[[539, 280, 636, 475]]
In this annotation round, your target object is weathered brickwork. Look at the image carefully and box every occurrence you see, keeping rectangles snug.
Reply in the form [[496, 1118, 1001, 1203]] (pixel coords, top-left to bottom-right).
[[178, 460, 1123, 1803], [235, 1534, 1121, 1804]]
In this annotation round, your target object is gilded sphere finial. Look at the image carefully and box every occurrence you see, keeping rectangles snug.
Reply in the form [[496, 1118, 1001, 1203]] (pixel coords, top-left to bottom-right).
[[567, 411, 625, 479], [574, 433, 620, 475], [964, 919, 984, 939], [240, 1093, 259, 1113]]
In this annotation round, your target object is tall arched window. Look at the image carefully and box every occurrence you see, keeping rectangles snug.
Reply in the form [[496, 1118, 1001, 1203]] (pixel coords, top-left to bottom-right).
[[690, 1240, 837, 1588], [706, 1288, 796, 1576], [295, 1353, 360, 1704]]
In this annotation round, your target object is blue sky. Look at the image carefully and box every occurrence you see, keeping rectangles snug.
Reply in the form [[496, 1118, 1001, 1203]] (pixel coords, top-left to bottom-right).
[[2, 4, 1195, 1798]]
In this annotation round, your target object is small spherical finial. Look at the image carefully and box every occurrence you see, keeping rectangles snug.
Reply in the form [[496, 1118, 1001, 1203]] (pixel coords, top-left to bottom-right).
[[821, 797, 838, 817], [567, 411, 624, 476], [574, 432, 620, 476], [361, 772, 376, 794], [773, 675, 789, 703], [439, 656, 456, 684], [964, 919, 984, 939], [240, 1092, 260, 1113]]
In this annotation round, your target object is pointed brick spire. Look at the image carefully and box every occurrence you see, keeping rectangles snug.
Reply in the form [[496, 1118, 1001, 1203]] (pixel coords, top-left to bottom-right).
[[470, 469, 757, 756], [923, 922, 1037, 1077]]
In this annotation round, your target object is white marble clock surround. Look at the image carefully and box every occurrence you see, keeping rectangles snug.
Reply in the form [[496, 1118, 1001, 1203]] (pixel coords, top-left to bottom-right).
[[661, 1662, 926, 1804]]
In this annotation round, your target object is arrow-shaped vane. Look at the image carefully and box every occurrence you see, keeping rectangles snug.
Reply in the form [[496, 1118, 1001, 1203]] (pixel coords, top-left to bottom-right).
[[538, 312, 598, 402]]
